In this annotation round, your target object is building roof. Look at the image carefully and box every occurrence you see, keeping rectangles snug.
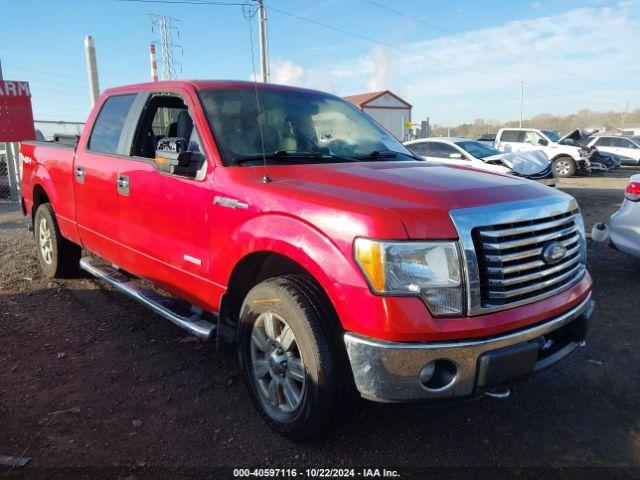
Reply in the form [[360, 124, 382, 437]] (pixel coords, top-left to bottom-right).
[[343, 90, 412, 108]]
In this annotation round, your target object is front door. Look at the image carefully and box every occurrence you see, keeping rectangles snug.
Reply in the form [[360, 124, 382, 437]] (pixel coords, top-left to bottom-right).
[[75, 93, 138, 264], [116, 91, 217, 309]]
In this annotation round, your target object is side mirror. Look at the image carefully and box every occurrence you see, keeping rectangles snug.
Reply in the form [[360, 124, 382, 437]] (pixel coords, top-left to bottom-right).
[[449, 153, 463, 159], [538, 138, 548, 146], [154, 137, 194, 175]]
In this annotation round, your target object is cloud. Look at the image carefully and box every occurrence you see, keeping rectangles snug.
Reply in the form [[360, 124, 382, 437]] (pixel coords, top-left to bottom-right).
[[271, 59, 305, 85], [272, 1, 640, 124]]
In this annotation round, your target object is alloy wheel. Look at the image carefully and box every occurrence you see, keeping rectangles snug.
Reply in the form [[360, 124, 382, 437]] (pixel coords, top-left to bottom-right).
[[38, 217, 53, 265], [250, 312, 306, 419]]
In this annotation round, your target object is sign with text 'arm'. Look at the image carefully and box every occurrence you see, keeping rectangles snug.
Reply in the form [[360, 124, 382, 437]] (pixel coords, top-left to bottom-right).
[[0, 80, 35, 142]]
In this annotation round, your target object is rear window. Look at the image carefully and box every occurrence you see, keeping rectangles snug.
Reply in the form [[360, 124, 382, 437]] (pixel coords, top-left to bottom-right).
[[500, 130, 523, 142], [88, 94, 136, 154]]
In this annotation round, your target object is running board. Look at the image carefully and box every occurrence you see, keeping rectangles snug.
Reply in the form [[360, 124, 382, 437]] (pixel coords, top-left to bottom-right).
[[80, 257, 217, 340]]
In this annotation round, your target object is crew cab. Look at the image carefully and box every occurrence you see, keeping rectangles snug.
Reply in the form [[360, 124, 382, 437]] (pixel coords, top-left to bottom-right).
[[494, 127, 593, 177], [20, 81, 595, 439]]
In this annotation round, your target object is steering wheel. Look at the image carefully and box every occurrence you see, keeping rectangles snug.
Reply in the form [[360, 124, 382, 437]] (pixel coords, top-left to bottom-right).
[[326, 139, 354, 156]]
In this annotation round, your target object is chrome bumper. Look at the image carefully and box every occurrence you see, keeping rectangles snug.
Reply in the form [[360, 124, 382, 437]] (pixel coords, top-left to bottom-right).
[[344, 294, 594, 402]]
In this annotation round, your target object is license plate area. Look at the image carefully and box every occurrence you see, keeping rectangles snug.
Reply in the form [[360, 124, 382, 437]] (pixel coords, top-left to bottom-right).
[[476, 341, 539, 388]]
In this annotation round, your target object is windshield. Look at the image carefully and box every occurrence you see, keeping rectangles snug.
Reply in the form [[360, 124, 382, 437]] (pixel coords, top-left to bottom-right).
[[199, 88, 413, 165], [542, 130, 560, 142], [455, 140, 501, 159]]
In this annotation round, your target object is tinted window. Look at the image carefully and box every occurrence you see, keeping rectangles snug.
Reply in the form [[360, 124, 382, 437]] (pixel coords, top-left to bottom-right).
[[595, 137, 612, 147], [422, 142, 459, 158], [88, 94, 136, 154], [408, 142, 429, 155], [500, 130, 523, 142], [612, 137, 633, 148]]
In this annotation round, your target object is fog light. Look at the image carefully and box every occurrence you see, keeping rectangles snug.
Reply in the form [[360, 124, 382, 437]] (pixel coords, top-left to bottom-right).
[[419, 362, 436, 384], [419, 359, 458, 391]]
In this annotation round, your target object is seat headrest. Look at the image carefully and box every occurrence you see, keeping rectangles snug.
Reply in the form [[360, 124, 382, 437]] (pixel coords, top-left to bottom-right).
[[176, 110, 194, 141]]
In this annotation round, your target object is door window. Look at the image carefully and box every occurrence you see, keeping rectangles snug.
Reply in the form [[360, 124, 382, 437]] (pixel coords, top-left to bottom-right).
[[131, 94, 207, 178], [88, 94, 136, 154], [500, 130, 524, 142], [424, 142, 459, 158], [523, 131, 544, 145], [612, 137, 633, 148], [408, 142, 429, 155], [595, 137, 612, 147]]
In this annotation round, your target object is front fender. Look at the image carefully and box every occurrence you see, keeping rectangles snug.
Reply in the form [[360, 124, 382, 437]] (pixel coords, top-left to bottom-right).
[[218, 213, 366, 292]]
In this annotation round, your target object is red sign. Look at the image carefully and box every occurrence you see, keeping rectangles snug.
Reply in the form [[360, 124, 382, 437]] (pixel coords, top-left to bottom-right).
[[0, 80, 36, 142]]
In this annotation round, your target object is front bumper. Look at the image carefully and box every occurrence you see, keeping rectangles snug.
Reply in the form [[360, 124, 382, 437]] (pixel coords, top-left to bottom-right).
[[344, 294, 594, 402]]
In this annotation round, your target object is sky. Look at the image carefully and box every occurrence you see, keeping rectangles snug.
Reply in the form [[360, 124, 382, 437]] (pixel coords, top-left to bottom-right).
[[1, 0, 639, 127]]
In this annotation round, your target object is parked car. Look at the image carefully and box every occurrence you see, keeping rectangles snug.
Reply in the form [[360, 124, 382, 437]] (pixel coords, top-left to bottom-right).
[[405, 137, 555, 186], [494, 128, 593, 177], [21, 80, 595, 439], [597, 175, 640, 258], [586, 136, 640, 166]]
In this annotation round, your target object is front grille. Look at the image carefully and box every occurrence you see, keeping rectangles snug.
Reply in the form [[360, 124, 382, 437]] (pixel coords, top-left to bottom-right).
[[472, 210, 585, 308]]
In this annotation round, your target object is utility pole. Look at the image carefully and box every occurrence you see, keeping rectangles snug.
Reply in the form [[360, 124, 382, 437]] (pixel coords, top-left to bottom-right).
[[256, 0, 269, 82], [149, 44, 158, 82], [519, 80, 524, 128], [84, 36, 100, 108], [620, 101, 630, 133]]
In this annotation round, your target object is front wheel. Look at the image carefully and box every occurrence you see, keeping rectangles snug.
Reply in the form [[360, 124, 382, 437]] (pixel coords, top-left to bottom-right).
[[238, 275, 351, 440], [552, 157, 576, 178]]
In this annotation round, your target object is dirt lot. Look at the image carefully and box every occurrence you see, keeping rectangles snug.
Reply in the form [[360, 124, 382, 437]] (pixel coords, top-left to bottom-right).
[[1, 168, 639, 479]]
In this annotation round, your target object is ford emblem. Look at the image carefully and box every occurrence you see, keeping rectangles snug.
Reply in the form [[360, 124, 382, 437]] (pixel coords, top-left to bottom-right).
[[542, 242, 567, 265]]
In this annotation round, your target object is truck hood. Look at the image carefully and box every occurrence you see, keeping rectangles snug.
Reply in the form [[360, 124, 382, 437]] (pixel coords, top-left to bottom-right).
[[484, 151, 549, 176], [276, 161, 563, 239]]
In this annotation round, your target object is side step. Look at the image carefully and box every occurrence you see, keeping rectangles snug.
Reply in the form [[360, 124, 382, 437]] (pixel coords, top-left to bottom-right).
[[80, 257, 217, 340]]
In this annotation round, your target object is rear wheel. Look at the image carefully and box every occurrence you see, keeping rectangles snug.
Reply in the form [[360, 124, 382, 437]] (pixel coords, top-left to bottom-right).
[[34, 203, 81, 278], [238, 275, 351, 440], [552, 157, 576, 177]]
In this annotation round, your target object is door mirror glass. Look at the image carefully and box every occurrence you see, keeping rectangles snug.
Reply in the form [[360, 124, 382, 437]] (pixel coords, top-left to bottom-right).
[[154, 137, 196, 175], [449, 153, 463, 159], [538, 138, 548, 146]]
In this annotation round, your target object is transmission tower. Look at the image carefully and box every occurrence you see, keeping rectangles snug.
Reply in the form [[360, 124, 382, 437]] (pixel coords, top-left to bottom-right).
[[149, 14, 182, 80]]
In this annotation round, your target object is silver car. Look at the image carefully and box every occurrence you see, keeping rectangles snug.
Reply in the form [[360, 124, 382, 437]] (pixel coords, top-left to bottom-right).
[[609, 174, 640, 258]]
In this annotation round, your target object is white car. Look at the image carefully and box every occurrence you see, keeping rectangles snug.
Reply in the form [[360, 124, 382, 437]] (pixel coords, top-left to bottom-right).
[[608, 175, 640, 258], [404, 138, 555, 186], [586, 136, 640, 166], [494, 128, 593, 177]]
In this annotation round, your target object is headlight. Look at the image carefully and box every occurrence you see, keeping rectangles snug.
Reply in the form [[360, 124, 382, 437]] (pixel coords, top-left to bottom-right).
[[354, 239, 464, 316]]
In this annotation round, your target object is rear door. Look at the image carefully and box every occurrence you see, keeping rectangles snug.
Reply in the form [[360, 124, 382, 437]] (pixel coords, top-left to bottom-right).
[[115, 90, 217, 309], [611, 137, 640, 163], [74, 93, 138, 263], [496, 129, 524, 152]]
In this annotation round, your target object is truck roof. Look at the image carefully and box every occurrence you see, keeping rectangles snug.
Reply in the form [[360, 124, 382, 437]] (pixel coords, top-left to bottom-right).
[[103, 79, 329, 97]]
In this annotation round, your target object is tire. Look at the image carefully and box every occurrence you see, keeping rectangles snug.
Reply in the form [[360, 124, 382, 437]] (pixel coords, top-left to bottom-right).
[[34, 203, 81, 278], [238, 274, 352, 440], [552, 156, 576, 178]]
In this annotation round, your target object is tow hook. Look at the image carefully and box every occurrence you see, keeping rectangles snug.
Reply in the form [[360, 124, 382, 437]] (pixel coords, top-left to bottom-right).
[[485, 386, 511, 399]]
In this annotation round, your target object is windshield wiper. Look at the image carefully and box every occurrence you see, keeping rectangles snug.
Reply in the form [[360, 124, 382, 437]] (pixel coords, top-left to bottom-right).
[[231, 150, 358, 165], [353, 150, 421, 161]]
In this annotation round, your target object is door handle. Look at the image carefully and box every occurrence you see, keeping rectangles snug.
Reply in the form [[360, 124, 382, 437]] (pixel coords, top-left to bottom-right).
[[75, 166, 85, 183], [117, 175, 130, 196]]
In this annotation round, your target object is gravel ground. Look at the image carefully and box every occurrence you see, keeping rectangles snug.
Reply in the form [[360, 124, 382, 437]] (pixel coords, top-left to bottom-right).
[[1, 168, 639, 479]]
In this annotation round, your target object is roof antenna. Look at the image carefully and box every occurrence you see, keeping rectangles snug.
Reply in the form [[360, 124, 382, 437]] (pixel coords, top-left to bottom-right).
[[243, 3, 271, 183]]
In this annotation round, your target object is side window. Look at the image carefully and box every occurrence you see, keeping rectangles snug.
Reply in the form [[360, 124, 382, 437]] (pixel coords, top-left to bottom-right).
[[88, 94, 136, 154], [523, 131, 543, 145], [430, 142, 459, 158], [131, 94, 206, 179], [595, 137, 611, 147], [500, 130, 523, 142], [612, 137, 631, 148], [408, 143, 429, 155]]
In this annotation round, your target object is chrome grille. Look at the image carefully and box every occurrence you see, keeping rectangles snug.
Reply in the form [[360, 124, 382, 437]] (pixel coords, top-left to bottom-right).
[[472, 210, 585, 308]]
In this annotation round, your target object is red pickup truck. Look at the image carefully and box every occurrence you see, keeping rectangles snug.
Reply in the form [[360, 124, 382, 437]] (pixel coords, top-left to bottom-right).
[[20, 80, 595, 439]]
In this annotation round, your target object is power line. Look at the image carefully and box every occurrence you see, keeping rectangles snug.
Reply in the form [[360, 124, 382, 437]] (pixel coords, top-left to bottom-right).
[[363, 0, 633, 92], [113, 0, 638, 104], [264, 4, 638, 104]]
